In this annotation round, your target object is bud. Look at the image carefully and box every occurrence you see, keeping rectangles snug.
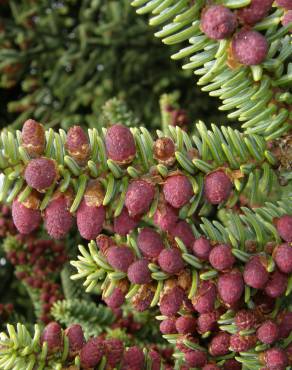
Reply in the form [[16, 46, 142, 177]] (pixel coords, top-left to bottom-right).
[[235, 310, 257, 330], [77, 199, 105, 240], [192, 237, 212, 261], [185, 350, 207, 368], [201, 5, 237, 40], [24, 158, 58, 191], [153, 198, 178, 232], [208, 244, 235, 271], [65, 125, 90, 165], [12, 193, 41, 234], [153, 137, 175, 166], [65, 324, 85, 355], [158, 248, 184, 274], [149, 349, 162, 370], [243, 256, 269, 289], [170, 220, 195, 251], [44, 192, 74, 239], [21, 119, 45, 157], [237, 0, 273, 25], [163, 174, 193, 209], [83, 179, 104, 207], [257, 320, 279, 345], [232, 30, 268, 66], [80, 337, 105, 368], [122, 346, 144, 369], [197, 311, 219, 334], [107, 246, 134, 273], [160, 318, 177, 334], [41, 322, 62, 354], [274, 243, 292, 274], [262, 348, 288, 370], [125, 179, 155, 218], [170, 109, 188, 128], [230, 333, 257, 352], [127, 259, 151, 284], [131, 284, 154, 312], [137, 228, 164, 259], [160, 286, 185, 316], [218, 270, 244, 306], [276, 215, 292, 242], [209, 332, 230, 356], [175, 315, 196, 334], [96, 234, 115, 255], [204, 170, 232, 204], [192, 280, 217, 314], [104, 287, 125, 309], [113, 207, 138, 236], [105, 124, 136, 164], [276, 0, 292, 10], [264, 270, 288, 298], [104, 339, 124, 368]]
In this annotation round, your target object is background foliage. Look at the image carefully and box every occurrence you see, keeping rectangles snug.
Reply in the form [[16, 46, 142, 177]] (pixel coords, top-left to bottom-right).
[[0, 0, 224, 130]]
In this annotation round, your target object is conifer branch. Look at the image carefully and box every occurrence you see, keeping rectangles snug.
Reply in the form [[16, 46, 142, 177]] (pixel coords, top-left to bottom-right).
[[130, 0, 292, 140], [51, 299, 115, 339], [0, 322, 172, 369], [0, 117, 291, 368]]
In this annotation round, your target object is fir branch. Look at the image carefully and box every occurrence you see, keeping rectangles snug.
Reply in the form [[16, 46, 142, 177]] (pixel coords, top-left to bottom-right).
[[61, 264, 92, 301], [0, 118, 291, 368], [0, 122, 281, 214], [51, 299, 115, 339], [0, 322, 173, 369], [131, 0, 292, 140], [0, 323, 70, 370], [101, 97, 140, 128], [70, 197, 292, 307]]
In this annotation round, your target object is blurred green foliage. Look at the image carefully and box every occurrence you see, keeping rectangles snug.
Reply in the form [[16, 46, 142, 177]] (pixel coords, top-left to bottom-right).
[[0, 0, 225, 129]]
